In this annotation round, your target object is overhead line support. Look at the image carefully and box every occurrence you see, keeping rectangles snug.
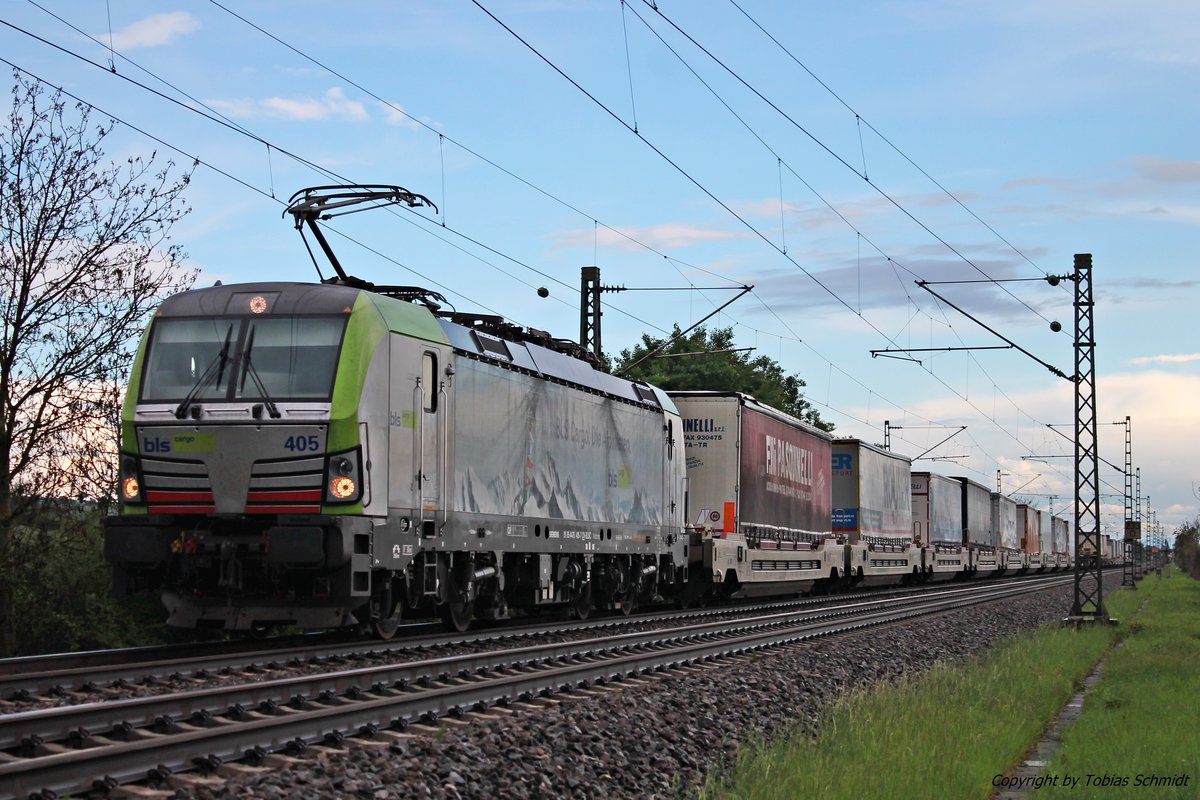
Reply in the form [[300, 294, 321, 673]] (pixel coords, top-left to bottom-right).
[[1065, 254, 1114, 625]]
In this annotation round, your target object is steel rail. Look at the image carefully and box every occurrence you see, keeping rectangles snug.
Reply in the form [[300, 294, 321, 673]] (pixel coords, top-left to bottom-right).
[[1, 576, 1060, 749], [0, 571, 1067, 698], [0, 575, 1073, 800]]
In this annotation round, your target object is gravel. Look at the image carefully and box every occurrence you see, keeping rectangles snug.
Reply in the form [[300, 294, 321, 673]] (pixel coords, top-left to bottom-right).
[[179, 580, 1097, 800]]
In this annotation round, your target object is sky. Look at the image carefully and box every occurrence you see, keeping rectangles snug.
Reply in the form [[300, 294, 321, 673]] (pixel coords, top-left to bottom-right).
[[3, 1, 1197, 544]]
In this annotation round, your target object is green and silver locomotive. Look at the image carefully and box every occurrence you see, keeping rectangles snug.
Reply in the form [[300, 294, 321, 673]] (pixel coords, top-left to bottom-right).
[[104, 280, 689, 635]]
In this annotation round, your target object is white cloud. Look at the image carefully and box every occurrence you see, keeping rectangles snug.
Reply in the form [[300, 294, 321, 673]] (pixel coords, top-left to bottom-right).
[[551, 223, 753, 252], [208, 88, 368, 122], [880, 369, 1200, 531], [1129, 353, 1200, 365], [106, 12, 199, 50], [261, 88, 368, 121]]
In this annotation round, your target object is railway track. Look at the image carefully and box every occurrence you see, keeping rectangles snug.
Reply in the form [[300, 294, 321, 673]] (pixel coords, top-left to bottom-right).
[[0, 572, 1065, 702], [0, 574, 1072, 800]]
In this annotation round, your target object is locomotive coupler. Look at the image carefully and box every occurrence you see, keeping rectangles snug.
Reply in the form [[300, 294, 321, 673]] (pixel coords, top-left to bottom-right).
[[217, 540, 244, 591]]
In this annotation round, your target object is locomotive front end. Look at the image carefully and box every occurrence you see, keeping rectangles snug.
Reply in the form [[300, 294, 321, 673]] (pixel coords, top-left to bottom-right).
[[104, 282, 377, 631]]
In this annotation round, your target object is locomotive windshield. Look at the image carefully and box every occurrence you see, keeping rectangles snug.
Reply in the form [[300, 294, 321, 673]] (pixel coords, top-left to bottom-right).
[[140, 316, 348, 403]]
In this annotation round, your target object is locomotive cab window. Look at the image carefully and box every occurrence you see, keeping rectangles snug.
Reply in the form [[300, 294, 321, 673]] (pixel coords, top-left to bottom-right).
[[140, 316, 348, 403], [421, 352, 438, 412]]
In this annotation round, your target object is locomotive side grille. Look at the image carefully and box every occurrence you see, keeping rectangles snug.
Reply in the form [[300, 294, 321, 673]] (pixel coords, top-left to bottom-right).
[[142, 457, 215, 514], [247, 456, 325, 514]]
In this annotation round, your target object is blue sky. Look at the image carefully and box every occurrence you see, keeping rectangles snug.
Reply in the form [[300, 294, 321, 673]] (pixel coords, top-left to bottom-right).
[[4, 1, 1197, 543]]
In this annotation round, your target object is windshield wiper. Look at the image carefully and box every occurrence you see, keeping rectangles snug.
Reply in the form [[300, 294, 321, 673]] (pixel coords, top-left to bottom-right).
[[175, 325, 233, 419], [238, 326, 281, 419]]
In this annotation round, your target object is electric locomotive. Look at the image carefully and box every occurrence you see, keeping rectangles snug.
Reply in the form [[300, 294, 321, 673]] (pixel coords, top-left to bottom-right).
[[103, 279, 689, 635]]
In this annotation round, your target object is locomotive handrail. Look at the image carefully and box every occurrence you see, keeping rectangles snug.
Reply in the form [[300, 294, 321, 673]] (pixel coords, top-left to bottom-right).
[[438, 380, 449, 527], [413, 377, 426, 522]]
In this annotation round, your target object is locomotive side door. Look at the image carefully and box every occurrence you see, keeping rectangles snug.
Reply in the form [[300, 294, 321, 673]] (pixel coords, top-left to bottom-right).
[[389, 341, 448, 534]]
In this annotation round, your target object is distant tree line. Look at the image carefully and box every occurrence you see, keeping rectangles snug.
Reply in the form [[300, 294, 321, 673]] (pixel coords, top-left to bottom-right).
[[1174, 519, 1199, 580]]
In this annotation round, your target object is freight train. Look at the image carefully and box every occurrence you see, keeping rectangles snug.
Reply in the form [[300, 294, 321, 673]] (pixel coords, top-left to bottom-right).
[[103, 278, 1077, 636]]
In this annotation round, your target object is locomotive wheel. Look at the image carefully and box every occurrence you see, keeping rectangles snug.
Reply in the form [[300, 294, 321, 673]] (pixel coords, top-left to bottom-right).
[[246, 622, 272, 640], [616, 594, 636, 616], [441, 599, 474, 633], [571, 582, 593, 621], [371, 601, 403, 640]]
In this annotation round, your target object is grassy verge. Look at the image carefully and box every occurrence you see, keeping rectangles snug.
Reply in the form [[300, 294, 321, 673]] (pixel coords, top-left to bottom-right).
[[701, 585, 1144, 800], [1039, 573, 1199, 798]]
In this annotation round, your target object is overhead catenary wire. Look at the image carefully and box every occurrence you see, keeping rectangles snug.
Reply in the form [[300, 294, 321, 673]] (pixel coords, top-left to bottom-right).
[[634, 0, 1058, 323], [192, 0, 1067, 476], [468, 0, 1077, 492], [723, 0, 1052, 283], [7, 7, 1051, 482], [6, 6, 1093, 511]]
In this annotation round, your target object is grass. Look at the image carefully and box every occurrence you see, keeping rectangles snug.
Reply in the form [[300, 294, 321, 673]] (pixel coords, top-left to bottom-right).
[[701, 582, 1151, 800], [1039, 572, 1200, 799]]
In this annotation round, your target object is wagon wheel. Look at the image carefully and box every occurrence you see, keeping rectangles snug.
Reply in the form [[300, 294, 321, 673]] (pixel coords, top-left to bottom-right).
[[570, 581, 593, 621]]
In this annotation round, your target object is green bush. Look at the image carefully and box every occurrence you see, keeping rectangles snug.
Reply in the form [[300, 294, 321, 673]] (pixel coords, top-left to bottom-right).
[[3, 503, 168, 656]]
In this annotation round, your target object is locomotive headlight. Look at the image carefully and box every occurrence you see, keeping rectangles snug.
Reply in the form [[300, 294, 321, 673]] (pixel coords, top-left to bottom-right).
[[119, 452, 144, 504], [122, 476, 141, 500], [323, 447, 363, 504]]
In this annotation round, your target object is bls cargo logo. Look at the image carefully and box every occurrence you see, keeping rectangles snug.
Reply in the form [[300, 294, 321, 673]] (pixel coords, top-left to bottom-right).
[[142, 433, 216, 454], [607, 465, 632, 489]]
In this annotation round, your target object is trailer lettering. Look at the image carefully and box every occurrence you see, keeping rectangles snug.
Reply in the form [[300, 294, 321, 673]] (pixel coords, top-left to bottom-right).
[[682, 418, 724, 434], [764, 434, 813, 486]]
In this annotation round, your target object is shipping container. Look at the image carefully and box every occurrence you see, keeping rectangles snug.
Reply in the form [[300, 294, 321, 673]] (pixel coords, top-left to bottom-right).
[[1017, 504, 1041, 554], [1017, 504, 1044, 570], [1039, 509, 1053, 561], [992, 493, 1020, 551], [911, 472, 964, 545], [1052, 515, 1070, 554], [673, 392, 832, 537], [833, 439, 921, 587], [832, 439, 912, 545], [954, 477, 998, 573], [672, 392, 842, 598], [956, 478, 997, 547], [911, 472, 968, 579]]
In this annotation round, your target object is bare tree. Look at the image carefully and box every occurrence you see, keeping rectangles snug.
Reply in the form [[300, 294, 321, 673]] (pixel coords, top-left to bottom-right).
[[0, 74, 196, 652]]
